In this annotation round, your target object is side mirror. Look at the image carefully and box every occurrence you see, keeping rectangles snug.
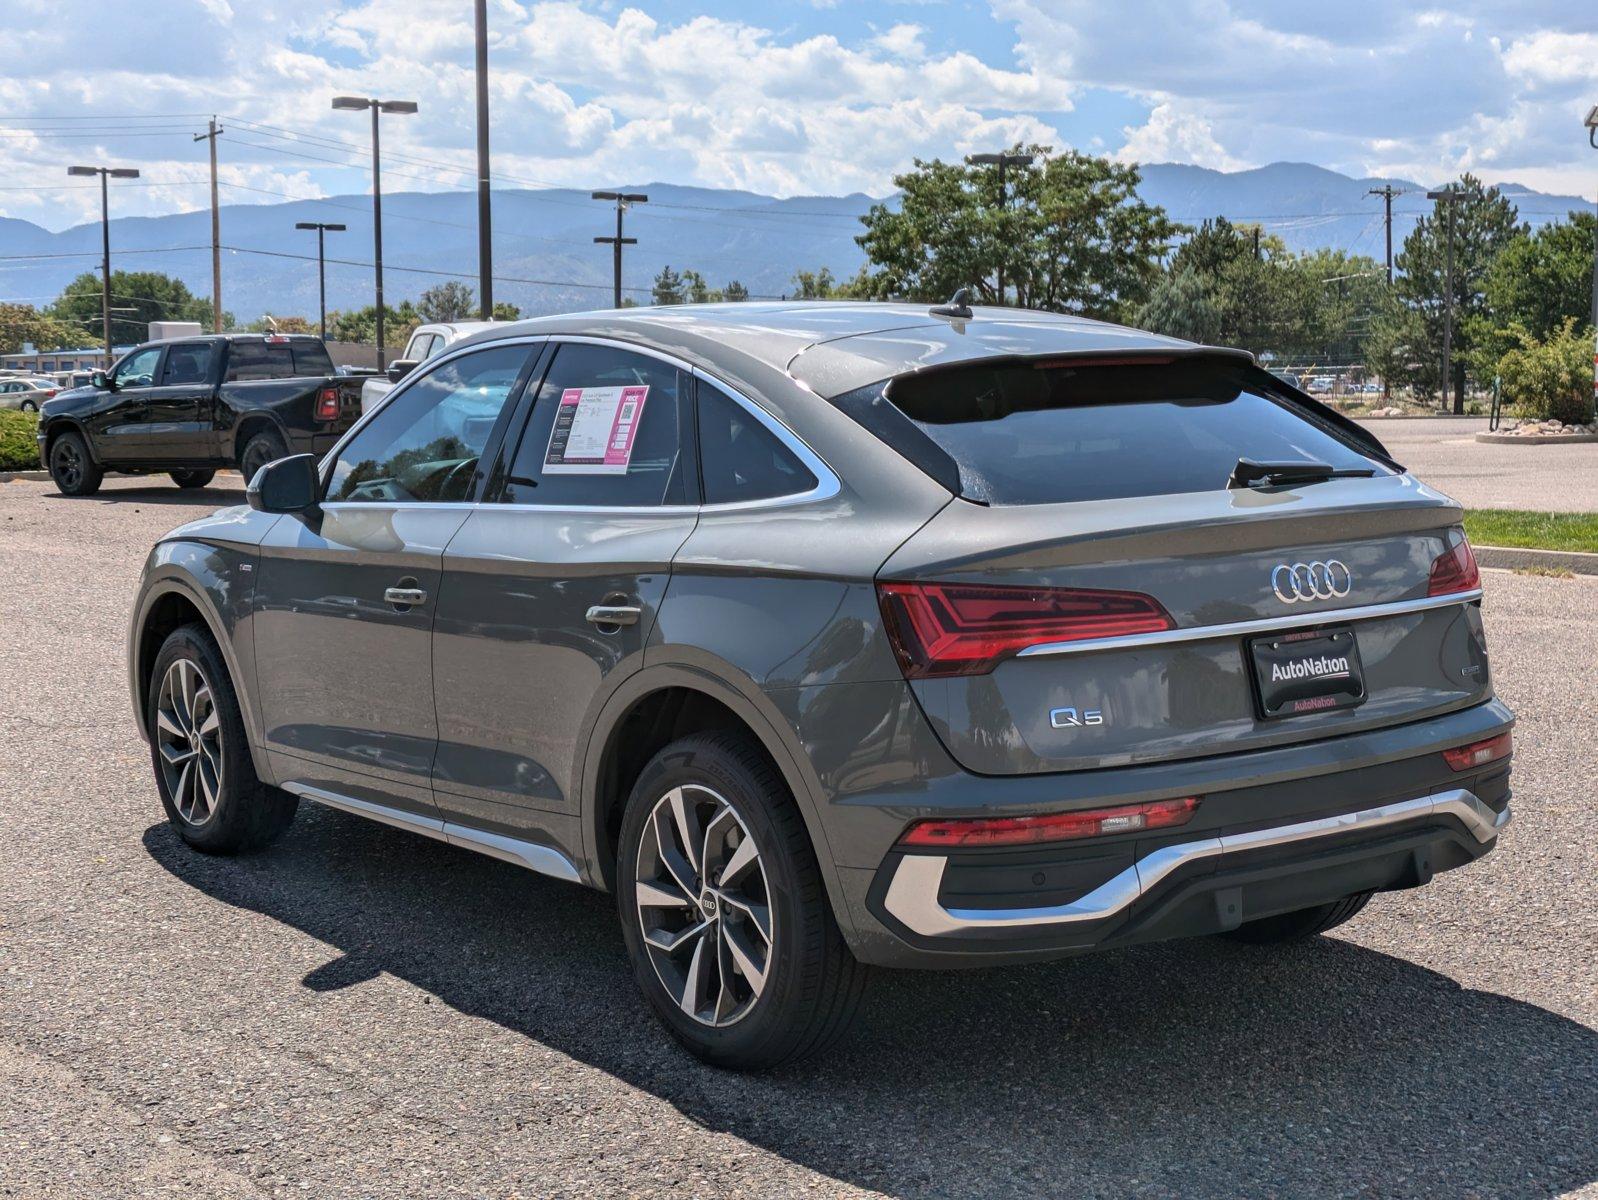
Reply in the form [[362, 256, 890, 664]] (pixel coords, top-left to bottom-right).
[[246, 453, 321, 515], [386, 358, 419, 384], [91, 370, 110, 390]]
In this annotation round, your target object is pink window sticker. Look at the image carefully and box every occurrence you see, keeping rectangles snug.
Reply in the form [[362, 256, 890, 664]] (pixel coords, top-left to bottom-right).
[[543, 384, 650, 474]]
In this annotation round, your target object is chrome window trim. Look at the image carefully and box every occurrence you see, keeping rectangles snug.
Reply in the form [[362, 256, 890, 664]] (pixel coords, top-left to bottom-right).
[[882, 788, 1509, 938], [1016, 588, 1484, 659], [319, 331, 842, 516]]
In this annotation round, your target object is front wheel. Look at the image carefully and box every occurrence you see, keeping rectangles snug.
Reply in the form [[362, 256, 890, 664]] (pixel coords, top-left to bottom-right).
[[48, 430, 103, 496], [170, 469, 216, 489], [1220, 892, 1373, 944], [19, 399, 38, 413], [617, 731, 868, 1070]]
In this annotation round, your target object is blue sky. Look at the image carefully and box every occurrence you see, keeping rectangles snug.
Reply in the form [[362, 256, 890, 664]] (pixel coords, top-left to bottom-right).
[[0, 0, 1593, 231]]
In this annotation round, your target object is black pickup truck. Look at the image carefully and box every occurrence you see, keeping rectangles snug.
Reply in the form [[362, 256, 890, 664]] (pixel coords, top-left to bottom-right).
[[37, 334, 363, 496]]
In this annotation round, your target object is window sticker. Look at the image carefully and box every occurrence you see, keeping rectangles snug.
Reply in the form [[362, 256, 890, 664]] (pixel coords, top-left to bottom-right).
[[543, 385, 650, 474]]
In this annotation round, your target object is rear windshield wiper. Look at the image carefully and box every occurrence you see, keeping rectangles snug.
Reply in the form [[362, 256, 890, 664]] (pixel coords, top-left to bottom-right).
[[1228, 458, 1376, 490]]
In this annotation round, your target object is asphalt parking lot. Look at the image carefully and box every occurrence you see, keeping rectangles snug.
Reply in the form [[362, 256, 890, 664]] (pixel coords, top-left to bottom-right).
[[1355, 418, 1598, 512], [2, 474, 1595, 1200]]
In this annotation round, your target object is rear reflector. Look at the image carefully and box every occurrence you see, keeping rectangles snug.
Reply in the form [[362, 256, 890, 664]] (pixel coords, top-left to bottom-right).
[[314, 386, 341, 422], [1428, 538, 1480, 596], [1442, 731, 1511, 772], [877, 581, 1174, 678], [899, 797, 1200, 848]]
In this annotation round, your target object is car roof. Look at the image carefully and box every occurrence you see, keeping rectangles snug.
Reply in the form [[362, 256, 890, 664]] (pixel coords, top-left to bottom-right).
[[461, 301, 1206, 398]]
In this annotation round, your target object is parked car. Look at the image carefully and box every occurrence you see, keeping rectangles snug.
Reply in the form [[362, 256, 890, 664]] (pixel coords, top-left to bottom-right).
[[0, 377, 56, 411], [361, 321, 503, 413], [128, 302, 1513, 1069], [38, 334, 362, 496]]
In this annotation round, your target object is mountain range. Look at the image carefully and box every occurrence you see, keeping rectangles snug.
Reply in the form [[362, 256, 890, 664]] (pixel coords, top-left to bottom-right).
[[1, 161, 1589, 334]]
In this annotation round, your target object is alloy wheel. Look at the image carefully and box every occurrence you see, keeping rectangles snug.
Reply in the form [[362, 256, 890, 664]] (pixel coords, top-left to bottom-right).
[[52, 441, 83, 490], [634, 784, 774, 1027], [155, 658, 223, 826]]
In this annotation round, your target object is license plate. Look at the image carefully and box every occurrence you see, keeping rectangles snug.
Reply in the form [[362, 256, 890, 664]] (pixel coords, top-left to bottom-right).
[[1248, 625, 1366, 719]]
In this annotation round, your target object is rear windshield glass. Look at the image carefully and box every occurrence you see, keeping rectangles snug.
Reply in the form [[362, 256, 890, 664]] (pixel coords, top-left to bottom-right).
[[225, 339, 334, 381], [872, 360, 1391, 505]]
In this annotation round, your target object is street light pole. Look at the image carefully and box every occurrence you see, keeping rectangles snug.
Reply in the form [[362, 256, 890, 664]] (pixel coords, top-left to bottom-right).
[[333, 96, 418, 369], [67, 164, 140, 365], [295, 221, 346, 340], [965, 150, 1035, 305], [1427, 187, 1464, 414], [474, 0, 493, 319], [592, 191, 647, 308]]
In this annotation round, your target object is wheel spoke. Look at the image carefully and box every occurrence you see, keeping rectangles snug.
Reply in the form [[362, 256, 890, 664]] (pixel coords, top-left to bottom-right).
[[713, 926, 740, 1022], [175, 760, 194, 820], [198, 705, 219, 737], [652, 805, 699, 898], [178, 662, 198, 727], [721, 921, 768, 998], [718, 835, 760, 889], [668, 787, 701, 875], [636, 879, 694, 909], [156, 708, 185, 739], [700, 803, 736, 884], [679, 933, 709, 1018], [196, 754, 219, 817], [159, 741, 197, 766], [717, 891, 772, 944], [646, 918, 709, 955]]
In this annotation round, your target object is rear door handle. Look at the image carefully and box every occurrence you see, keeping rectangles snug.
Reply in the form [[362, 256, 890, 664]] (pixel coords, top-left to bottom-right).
[[385, 586, 429, 608], [586, 604, 641, 627]]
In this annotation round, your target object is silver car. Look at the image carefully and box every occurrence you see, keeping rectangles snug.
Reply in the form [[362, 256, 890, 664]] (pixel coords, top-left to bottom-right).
[[128, 302, 1513, 1068], [0, 377, 57, 411]]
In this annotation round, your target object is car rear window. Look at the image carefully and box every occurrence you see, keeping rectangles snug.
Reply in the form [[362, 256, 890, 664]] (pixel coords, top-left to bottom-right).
[[840, 358, 1393, 505], [225, 339, 334, 381]]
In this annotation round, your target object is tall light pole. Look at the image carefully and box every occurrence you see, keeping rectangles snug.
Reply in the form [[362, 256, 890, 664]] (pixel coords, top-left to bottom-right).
[[592, 191, 647, 308], [965, 150, 1035, 305], [1427, 186, 1464, 414], [1585, 105, 1597, 415], [67, 164, 140, 365], [193, 117, 225, 331], [295, 221, 346, 340], [332, 96, 418, 369], [474, 0, 493, 319]]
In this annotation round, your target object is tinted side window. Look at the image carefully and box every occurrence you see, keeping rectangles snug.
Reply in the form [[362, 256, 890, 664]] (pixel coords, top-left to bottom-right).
[[290, 341, 334, 376], [499, 343, 688, 507], [326, 344, 532, 504], [224, 341, 294, 381], [698, 382, 817, 504], [159, 343, 213, 385], [113, 347, 162, 389]]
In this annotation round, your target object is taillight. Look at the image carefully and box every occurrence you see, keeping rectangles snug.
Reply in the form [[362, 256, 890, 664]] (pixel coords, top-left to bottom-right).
[[1442, 731, 1511, 772], [876, 580, 1173, 678], [314, 386, 341, 422], [1428, 538, 1480, 596], [899, 797, 1200, 848]]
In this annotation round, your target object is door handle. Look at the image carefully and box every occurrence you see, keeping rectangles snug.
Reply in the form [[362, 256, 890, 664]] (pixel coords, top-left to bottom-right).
[[586, 604, 641, 628], [384, 586, 429, 608]]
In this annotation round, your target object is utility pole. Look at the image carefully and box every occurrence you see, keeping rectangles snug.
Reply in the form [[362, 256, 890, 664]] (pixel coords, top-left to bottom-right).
[[193, 117, 225, 331], [1585, 106, 1597, 415], [1428, 187, 1464, 414], [1368, 185, 1404, 286], [295, 222, 346, 340], [592, 191, 647, 308], [333, 96, 418, 369], [965, 150, 1035, 305], [474, 0, 493, 319], [66, 164, 140, 365]]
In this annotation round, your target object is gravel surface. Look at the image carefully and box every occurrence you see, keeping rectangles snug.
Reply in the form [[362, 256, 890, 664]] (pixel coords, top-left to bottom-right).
[[2, 474, 1595, 1199], [1355, 417, 1598, 512]]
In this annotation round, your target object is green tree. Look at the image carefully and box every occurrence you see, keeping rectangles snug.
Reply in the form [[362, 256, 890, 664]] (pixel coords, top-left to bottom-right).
[[1466, 211, 1597, 377], [722, 281, 749, 302], [681, 269, 720, 303], [855, 146, 1183, 320], [48, 270, 214, 347], [490, 301, 521, 321], [417, 281, 477, 323], [1495, 319, 1595, 425], [0, 303, 79, 354], [651, 266, 686, 306], [328, 301, 420, 347], [791, 267, 838, 299], [1369, 174, 1524, 409]]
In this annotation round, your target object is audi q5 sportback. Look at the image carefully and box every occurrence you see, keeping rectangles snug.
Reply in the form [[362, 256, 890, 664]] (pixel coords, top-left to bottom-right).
[[129, 303, 1513, 1068]]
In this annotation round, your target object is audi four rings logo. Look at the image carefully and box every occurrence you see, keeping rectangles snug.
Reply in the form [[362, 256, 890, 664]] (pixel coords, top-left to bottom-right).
[[1272, 560, 1353, 603]]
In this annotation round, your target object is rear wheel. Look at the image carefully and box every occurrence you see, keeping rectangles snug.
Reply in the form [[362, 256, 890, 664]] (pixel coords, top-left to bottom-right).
[[239, 429, 288, 483], [170, 469, 216, 489], [1221, 892, 1373, 944], [48, 430, 103, 496], [148, 624, 297, 854], [617, 731, 868, 1070]]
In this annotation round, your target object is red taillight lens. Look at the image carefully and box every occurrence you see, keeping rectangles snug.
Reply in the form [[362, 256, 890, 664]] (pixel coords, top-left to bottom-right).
[[314, 386, 341, 422], [1442, 731, 1512, 772], [876, 581, 1174, 679], [1428, 538, 1480, 596], [899, 797, 1200, 848]]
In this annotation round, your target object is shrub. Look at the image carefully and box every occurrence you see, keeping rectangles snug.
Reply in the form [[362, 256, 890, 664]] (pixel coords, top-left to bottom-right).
[[1496, 319, 1596, 425], [0, 409, 41, 471]]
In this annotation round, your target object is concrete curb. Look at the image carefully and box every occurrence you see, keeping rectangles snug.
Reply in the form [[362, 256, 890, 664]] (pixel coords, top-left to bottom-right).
[[1475, 432, 1598, 445], [1, 470, 49, 482], [1476, 544, 1598, 576]]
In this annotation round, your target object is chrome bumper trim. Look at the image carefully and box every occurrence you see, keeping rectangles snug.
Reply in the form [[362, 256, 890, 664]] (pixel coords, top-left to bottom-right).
[[286, 783, 582, 884], [882, 788, 1508, 938], [1016, 589, 1483, 659]]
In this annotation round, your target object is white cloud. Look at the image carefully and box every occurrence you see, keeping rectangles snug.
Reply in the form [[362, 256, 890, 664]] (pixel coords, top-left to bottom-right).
[[1117, 103, 1246, 172]]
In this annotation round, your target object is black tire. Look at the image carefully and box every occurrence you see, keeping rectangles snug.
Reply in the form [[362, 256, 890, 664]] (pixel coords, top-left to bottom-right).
[[19, 399, 38, 413], [147, 623, 298, 854], [1221, 892, 1374, 944], [48, 430, 103, 497], [239, 429, 288, 483], [169, 469, 216, 489], [617, 730, 868, 1070]]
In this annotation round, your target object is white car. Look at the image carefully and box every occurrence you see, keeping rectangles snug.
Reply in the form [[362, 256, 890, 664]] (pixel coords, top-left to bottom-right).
[[0, 378, 56, 412], [360, 321, 502, 413]]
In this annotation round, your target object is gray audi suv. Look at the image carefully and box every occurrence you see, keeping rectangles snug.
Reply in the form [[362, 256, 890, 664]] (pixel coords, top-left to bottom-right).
[[129, 302, 1513, 1068]]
